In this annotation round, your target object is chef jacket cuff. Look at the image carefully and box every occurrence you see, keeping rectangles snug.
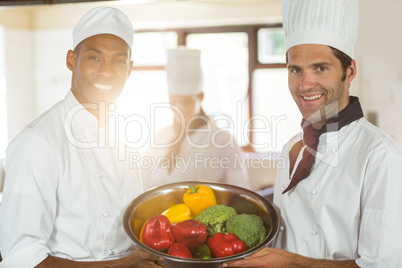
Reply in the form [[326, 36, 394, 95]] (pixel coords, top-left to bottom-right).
[[0, 243, 50, 268]]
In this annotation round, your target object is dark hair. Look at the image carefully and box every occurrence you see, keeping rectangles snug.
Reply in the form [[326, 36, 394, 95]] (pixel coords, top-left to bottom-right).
[[329, 46, 352, 81], [285, 45, 353, 81], [74, 43, 82, 54]]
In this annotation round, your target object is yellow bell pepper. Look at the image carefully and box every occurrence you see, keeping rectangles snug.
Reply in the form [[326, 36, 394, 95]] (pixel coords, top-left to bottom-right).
[[139, 219, 148, 242], [183, 185, 217, 217], [161, 204, 193, 224]]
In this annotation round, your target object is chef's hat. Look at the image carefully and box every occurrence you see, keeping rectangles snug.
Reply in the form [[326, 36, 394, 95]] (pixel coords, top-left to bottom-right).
[[73, 6, 134, 52], [166, 47, 203, 95], [282, 0, 359, 58]]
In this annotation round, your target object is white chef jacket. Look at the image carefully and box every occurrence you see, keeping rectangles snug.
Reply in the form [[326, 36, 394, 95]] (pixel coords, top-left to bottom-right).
[[141, 120, 250, 191], [273, 118, 402, 267], [0, 91, 142, 267]]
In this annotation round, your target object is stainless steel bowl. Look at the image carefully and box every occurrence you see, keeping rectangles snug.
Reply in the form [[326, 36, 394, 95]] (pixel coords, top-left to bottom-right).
[[123, 181, 279, 268]]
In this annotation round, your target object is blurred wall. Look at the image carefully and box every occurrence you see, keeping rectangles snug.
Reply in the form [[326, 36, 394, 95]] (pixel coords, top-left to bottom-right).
[[354, 0, 402, 146], [3, 28, 35, 143]]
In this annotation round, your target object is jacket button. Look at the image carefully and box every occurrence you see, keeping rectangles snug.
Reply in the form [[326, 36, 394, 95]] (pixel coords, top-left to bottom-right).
[[311, 230, 317, 235]]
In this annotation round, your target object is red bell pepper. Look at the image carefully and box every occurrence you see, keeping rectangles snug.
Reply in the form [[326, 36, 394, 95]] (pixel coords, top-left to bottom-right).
[[142, 215, 175, 252], [172, 219, 207, 248], [167, 242, 193, 259], [207, 233, 247, 258]]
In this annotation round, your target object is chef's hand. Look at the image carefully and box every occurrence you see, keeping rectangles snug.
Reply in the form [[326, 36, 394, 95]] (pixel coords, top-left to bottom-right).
[[36, 249, 173, 267], [127, 249, 171, 268], [219, 247, 359, 268], [219, 247, 292, 268]]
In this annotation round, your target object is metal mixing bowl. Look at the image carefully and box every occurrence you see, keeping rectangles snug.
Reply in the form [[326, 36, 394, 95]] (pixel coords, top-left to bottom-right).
[[123, 181, 279, 268]]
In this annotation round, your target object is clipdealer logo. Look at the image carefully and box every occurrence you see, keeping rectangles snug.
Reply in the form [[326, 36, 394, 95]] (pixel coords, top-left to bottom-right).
[[128, 151, 285, 174], [64, 101, 295, 161]]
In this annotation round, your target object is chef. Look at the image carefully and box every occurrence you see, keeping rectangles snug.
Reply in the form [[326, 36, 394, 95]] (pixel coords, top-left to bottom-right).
[[141, 47, 250, 190], [220, 0, 402, 267], [0, 6, 167, 267]]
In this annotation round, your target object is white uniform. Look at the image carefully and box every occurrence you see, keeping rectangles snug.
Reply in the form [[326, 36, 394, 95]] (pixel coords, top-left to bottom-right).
[[273, 118, 402, 267], [141, 120, 250, 190], [0, 91, 142, 267]]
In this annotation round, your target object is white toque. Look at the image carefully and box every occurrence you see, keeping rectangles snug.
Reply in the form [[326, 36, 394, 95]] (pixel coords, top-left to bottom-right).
[[282, 0, 359, 58], [73, 6, 134, 52], [166, 47, 203, 95]]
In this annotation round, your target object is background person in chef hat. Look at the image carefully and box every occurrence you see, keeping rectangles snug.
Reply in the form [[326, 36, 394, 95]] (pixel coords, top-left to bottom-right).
[[0, 6, 168, 267], [221, 0, 402, 267], [141, 47, 250, 190]]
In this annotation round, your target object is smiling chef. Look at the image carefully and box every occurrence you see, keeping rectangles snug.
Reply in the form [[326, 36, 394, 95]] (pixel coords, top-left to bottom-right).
[[0, 6, 167, 268], [220, 0, 402, 267]]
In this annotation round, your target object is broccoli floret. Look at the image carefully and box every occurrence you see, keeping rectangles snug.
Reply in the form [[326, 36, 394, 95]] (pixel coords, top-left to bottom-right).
[[194, 205, 237, 236], [226, 213, 267, 249]]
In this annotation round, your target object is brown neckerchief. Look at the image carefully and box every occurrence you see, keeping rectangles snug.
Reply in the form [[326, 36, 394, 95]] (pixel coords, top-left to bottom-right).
[[282, 96, 364, 194], [162, 108, 210, 173]]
